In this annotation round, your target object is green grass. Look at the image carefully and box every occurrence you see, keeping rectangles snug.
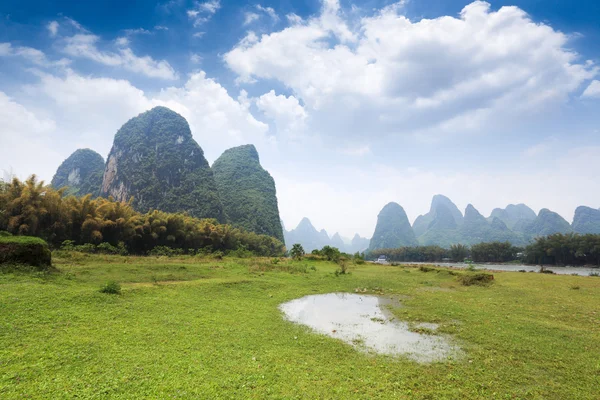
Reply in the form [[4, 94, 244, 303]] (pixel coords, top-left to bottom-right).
[[0, 236, 48, 245], [1, 254, 599, 399]]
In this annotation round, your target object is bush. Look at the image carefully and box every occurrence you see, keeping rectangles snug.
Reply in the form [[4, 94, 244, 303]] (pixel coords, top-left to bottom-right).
[[100, 281, 121, 294], [290, 243, 305, 260], [148, 246, 185, 257], [457, 272, 494, 286], [97, 242, 128, 255], [0, 236, 51, 269], [0, 231, 12, 237]]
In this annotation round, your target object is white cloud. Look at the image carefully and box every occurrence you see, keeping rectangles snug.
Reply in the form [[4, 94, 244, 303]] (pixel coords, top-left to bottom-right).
[[582, 80, 600, 98], [123, 28, 151, 35], [0, 92, 62, 180], [244, 12, 260, 26], [2, 69, 269, 180], [256, 90, 307, 138], [256, 5, 278, 21], [115, 37, 130, 47], [187, 0, 221, 27], [47, 21, 59, 37], [156, 71, 269, 149], [286, 13, 303, 25], [340, 145, 371, 156], [225, 1, 596, 141], [190, 53, 202, 64], [199, 0, 220, 14], [0, 42, 68, 67], [62, 34, 178, 79]]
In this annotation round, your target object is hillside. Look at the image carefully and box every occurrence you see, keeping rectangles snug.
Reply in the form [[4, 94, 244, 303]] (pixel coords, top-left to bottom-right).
[[51, 149, 104, 197], [212, 144, 284, 242], [369, 202, 417, 250], [100, 107, 224, 221]]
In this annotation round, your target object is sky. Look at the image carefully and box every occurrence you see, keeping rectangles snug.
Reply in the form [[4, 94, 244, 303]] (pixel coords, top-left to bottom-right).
[[1, 0, 599, 239]]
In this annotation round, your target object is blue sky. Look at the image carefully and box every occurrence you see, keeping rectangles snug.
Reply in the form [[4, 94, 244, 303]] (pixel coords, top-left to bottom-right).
[[1, 0, 599, 238]]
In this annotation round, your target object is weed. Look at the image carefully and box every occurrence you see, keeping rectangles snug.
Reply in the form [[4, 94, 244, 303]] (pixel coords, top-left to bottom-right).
[[457, 272, 494, 286], [99, 281, 121, 294]]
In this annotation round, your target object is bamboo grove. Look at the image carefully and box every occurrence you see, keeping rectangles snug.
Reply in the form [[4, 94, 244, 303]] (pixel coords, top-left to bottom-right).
[[0, 176, 285, 256]]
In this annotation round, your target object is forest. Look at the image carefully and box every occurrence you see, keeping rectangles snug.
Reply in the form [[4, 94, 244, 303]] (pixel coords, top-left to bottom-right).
[[368, 234, 600, 266], [0, 176, 285, 256]]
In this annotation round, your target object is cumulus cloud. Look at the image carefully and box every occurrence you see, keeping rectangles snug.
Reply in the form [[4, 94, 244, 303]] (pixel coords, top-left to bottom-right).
[[62, 34, 178, 79], [0, 91, 63, 179], [187, 0, 221, 27], [47, 21, 59, 37], [256, 90, 307, 138], [3, 68, 268, 180], [0, 42, 68, 67], [256, 4, 279, 21], [582, 80, 600, 98], [244, 12, 260, 26], [225, 0, 596, 141]]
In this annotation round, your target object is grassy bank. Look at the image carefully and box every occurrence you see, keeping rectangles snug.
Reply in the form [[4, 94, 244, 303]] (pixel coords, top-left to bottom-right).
[[1, 254, 599, 399]]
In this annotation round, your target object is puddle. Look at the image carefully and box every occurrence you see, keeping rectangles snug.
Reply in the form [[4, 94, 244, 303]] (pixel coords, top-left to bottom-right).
[[279, 293, 459, 363]]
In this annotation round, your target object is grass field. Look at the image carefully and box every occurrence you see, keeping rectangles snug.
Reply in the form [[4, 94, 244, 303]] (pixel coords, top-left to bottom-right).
[[1, 253, 599, 399]]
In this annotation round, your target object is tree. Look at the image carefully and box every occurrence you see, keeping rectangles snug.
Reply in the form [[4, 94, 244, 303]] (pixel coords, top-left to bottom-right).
[[449, 244, 469, 262], [290, 243, 305, 260]]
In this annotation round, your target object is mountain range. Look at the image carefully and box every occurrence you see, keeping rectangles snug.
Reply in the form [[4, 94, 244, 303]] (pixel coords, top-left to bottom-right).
[[50, 107, 600, 251], [52, 106, 283, 243], [283, 218, 370, 254]]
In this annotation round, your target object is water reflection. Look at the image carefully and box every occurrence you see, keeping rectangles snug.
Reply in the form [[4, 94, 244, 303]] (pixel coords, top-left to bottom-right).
[[279, 293, 459, 363]]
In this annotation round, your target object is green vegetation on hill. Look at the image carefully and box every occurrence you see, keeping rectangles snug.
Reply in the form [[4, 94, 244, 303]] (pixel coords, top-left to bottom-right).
[[369, 202, 417, 250], [51, 148, 104, 197], [523, 208, 572, 237], [0, 176, 284, 256], [489, 203, 536, 229], [0, 254, 598, 398], [0, 235, 51, 268], [413, 195, 463, 237], [101, 106, 224, 221], [212, 144, 284, 242], [572, 206, 600, 234]]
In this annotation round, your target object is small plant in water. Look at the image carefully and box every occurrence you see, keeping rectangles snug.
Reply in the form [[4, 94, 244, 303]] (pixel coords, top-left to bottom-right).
[[100, 281, 121, 294]]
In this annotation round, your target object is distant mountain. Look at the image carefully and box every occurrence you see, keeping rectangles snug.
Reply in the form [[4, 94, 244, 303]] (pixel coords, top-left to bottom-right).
[[51, 149, 104, 197], [489, 204, 536, 229], [330, 232, 346, 252], [285, 218, 331, 253], [418, 201, 461, 247], [523, 208, 572, 237], [459, 204, 526, 245], [349, 234, 370, 253], [212, 144, 284, 242], [572, 206, 600, 234], [413, 194, 463, 237], [100, 106, 224, 221], [369, 202, 417, 250]]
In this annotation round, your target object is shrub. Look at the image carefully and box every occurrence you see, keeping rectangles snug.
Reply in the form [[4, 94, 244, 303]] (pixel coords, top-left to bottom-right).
[[97, 242, 128, 255], [290, 243, 305, 260], [148, 246, 185, 257], [457, 272, 494, 286], [100, 281, 121, 294], [0, 231, 12, 237], [0, 236, 51, 269]]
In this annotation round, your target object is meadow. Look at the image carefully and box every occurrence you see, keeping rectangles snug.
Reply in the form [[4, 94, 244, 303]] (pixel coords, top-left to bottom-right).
[[0, 253, 599, 399]]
